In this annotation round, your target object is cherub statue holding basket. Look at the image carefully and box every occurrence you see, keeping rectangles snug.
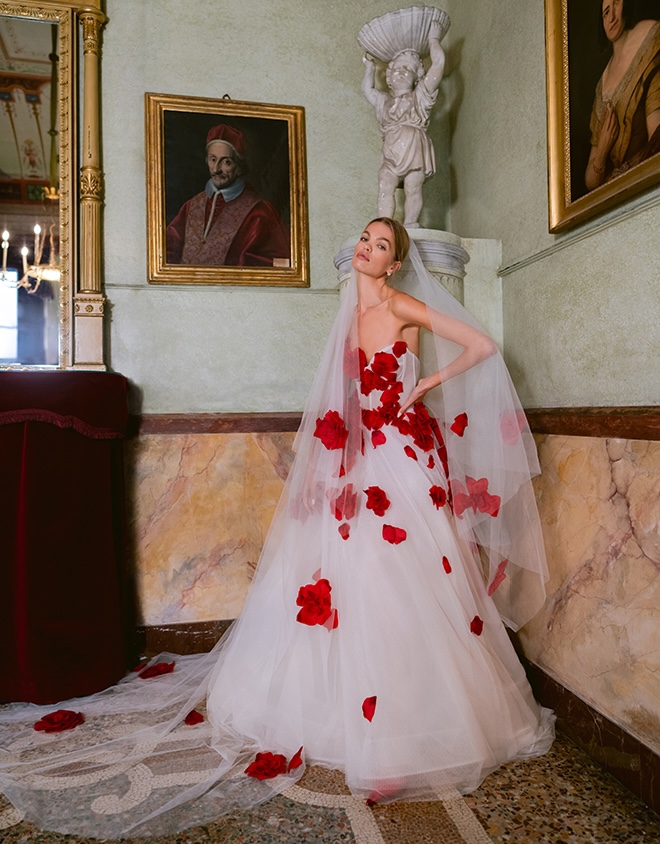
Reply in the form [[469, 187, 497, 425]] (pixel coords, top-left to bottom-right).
[[359, 6, 450, 227]]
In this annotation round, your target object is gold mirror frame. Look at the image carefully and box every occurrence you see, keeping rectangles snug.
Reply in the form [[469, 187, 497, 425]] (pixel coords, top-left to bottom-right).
[[0, 0, 106, 369]]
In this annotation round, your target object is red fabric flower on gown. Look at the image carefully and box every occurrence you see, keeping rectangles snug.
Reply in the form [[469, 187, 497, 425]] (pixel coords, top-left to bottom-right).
[[332, 484, 358, 521], [487, 559, 509, 596], [296, 579, 334, 626], [34, 710, 84, 733], [392, 341, 407, 357], [371, 430, 386, 448], [382, 524, 407, 544], [314, 410, 349, 450], [362, 408, 386, 430], [450, 412, 469, 436], [429, 485, 447, 509], [139, 661, 175, 679], [404, 445, 417, 461], [427, 455, 435, 469], [362, 696, 377, 722], [452, 477, 501, 518], [185, 710, 204, 726], [407, 403, 435, 451], [370, 351, 398, 380], [364, 486, 390, 516], [338, 523, 350, 540], [470, 615, 484, 636], [245, 752, 288, 780], [442, 556, 452, 574]]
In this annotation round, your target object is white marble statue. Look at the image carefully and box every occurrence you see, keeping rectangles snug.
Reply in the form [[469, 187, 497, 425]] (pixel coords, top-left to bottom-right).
[[360, 11, 448, 227]]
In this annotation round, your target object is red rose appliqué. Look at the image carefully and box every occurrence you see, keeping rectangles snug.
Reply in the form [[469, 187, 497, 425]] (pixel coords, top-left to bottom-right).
[[404, 445, 417, 461], [362, 696, 377, 722], [332, 484, 358, 521], [453, 477, 501, 518], [296, 578, 334, 626], [429, 485, 447, 509], [470, 615, 484, 636], [487, 559, 509, 596], [364, 485, 391, 517], [450, 412, 469, 436], [382, 524, 407, 544], [314, 410, 349, 450]]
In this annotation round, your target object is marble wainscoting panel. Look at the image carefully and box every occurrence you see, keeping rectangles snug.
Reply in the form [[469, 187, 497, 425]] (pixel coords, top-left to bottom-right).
[[520, 434, 660, 753], [125, 432, 295, 626]]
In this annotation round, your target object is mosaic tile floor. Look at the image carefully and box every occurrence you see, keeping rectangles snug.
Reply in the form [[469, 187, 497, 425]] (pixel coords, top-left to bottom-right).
[[0, 733, 658, 843]]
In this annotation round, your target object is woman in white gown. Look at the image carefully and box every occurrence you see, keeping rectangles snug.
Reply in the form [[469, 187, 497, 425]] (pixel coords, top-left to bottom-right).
[[0, 218, 553, 838]]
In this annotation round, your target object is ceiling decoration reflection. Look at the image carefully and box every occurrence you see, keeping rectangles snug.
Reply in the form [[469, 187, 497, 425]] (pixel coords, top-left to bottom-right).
[[0, 14, 60, 366]]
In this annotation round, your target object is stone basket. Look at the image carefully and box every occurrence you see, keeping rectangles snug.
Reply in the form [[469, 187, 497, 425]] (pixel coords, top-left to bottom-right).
[[358, 6, 450, 62]]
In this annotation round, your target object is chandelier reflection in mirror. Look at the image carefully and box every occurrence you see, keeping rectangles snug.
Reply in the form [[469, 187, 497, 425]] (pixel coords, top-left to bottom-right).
[[0, 13, 60, 366]]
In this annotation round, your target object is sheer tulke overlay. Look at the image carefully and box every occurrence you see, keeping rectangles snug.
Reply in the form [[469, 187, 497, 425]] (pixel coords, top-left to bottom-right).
[[0, 244, 554, 838]]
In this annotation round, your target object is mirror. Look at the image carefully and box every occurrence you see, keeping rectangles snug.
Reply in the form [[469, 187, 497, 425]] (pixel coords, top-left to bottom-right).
[[0, 0, 106, 370]]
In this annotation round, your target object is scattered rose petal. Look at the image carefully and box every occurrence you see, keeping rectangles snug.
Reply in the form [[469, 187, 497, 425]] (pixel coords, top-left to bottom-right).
[[487, 559, 509, 596], [34, 710, 84, 733], [450, 412, 469, 436], [338, 523, 350, 540], [312, 568, 322, 581], [404, 445, 417, 461], [245, 751, 288, 780], [288, 746, 304, 771], [364, 485, 391, 517], [382, 524, 407, 545], [185, 710, 204, 726], [429, 485, 447, 509], [470, 615, 484, 636], [140, 661, 175, 679], [362, 696, 377, 722], [442, 556, 452, 574]]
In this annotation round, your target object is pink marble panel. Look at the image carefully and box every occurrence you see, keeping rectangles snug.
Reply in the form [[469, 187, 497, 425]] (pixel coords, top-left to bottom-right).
[[520, 435, 660, 753], [124, 432, 294, 626]]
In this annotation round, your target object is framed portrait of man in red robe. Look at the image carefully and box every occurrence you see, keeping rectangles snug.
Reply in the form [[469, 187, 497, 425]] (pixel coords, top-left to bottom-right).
[[545, 0, 660, 232], [146, 93, 309, 286]]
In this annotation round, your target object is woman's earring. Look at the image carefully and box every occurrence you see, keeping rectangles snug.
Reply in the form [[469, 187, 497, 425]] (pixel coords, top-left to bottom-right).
[[387, 271, 392, 277]]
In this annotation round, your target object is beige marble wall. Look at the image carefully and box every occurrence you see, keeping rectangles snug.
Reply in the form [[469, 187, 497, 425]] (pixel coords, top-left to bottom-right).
[[520, 435, 660, 753], [125, 432, 294, 626]]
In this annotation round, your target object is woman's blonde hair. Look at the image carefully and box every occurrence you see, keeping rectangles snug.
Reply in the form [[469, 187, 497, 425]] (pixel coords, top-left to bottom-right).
[[367, 217, 410, 264]]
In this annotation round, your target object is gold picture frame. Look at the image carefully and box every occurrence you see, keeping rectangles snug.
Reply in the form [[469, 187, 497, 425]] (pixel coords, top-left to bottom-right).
[[545, 0, 660, 233], [145, 93, 309, 285]]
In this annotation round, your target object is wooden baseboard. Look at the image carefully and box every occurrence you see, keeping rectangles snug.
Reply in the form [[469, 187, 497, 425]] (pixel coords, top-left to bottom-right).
[[129, 408, 659, 440]]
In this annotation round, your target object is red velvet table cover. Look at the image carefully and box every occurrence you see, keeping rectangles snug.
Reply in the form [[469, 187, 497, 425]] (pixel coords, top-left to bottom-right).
[[0, 372, 131, 704]]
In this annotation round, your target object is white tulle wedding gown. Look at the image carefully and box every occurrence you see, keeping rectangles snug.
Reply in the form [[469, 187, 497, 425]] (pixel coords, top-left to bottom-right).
[[0, 262, 554, 839]]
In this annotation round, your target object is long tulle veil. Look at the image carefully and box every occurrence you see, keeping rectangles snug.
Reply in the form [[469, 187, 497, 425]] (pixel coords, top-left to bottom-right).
[[0, 235, 548, 838]]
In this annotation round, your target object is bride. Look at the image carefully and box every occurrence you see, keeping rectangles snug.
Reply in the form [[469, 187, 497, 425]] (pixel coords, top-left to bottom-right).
[[0, 218, 554, 838]]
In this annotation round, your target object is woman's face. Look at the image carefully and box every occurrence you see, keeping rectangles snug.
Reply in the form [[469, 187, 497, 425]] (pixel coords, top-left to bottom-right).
[[352, 222, 400, 279], [602, 0, 625, 42]]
